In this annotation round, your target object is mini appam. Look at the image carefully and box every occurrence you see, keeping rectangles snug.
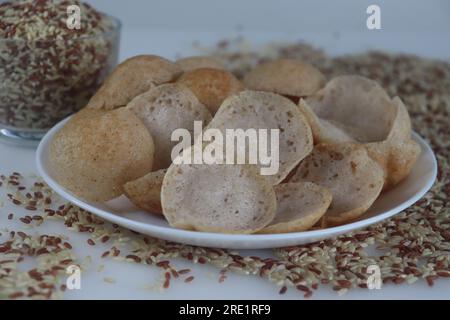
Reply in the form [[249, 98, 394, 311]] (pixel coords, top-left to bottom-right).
[[175, 56, 225, 72], [298, 75, 420, 189], [124, 169, 167, 215], [298, 99, 355, 144], [258, 182, 332, 234], [49, 108, 155, 202], [161, 161, 277, 234], [304, 75, 396, 143], [365, 97, 421, 189], [87, 55, 182, 110], [177, 68, 244, 114], [127, 83, 212, 170], [290, 143, 384, 226], [205, 90, 313, 185], [243, 59, 325, 97]]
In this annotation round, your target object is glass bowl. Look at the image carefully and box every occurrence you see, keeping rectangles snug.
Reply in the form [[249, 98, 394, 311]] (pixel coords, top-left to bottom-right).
[[0, 16, 121, 146]]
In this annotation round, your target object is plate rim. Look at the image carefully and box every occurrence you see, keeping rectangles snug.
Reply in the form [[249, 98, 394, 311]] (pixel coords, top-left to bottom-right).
[[36, 116, 437, 246]]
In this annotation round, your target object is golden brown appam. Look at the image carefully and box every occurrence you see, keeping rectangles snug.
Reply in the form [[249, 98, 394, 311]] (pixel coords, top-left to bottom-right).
[[175, 56, 225, 72], [87, 55, 182, 110], [258, 182, 332, 234], [50, 107, 155, 202], [161, 161, 277, 234], [243, 59, 325, 97], [177, 68, 244, 114], [124, 169, 167, 215], [127, 83, 212, 170], [290, 143, 384, 226]]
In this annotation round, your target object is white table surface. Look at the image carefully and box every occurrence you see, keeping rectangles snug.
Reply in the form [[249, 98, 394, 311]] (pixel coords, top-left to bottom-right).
[[1, 27, 449, 299]]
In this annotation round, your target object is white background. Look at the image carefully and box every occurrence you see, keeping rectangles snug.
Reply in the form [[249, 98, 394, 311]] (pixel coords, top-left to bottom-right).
[[85, 0, 450, 60]]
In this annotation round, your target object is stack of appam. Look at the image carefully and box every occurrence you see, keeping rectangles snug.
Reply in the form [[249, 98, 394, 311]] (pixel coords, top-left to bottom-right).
[[49, 55, 420, 234]]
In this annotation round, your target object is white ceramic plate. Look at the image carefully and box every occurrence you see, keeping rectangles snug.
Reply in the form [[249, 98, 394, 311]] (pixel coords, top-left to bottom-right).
[[36, 117, 437, 249]]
